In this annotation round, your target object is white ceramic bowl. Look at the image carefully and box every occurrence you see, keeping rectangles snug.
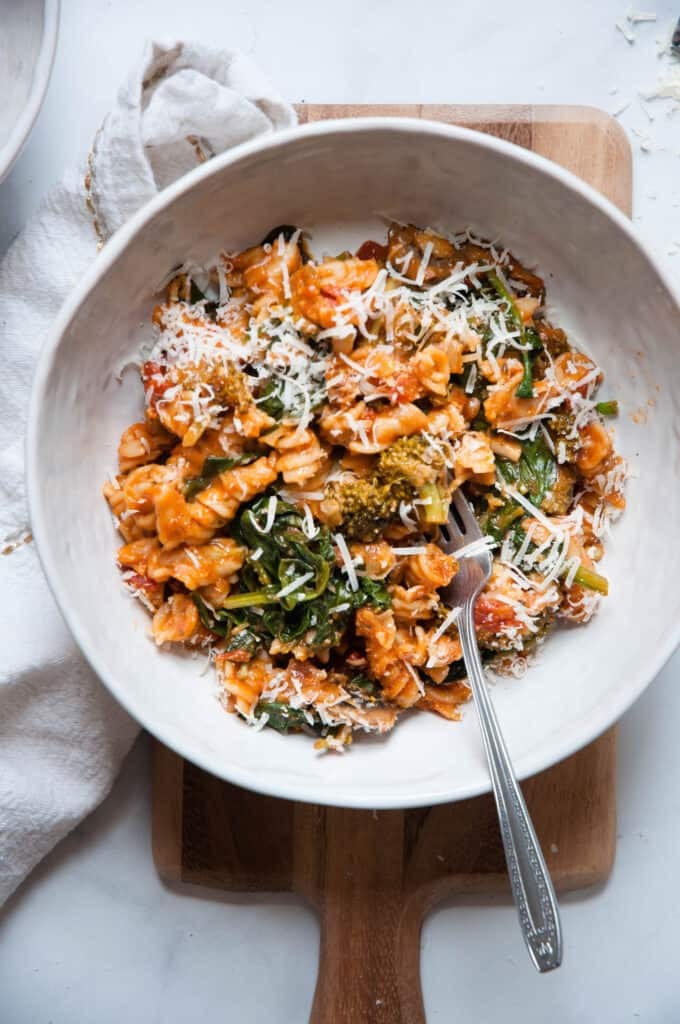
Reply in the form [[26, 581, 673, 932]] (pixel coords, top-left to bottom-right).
[[27, 119, 680, 808], [0, 0, 59, 182]]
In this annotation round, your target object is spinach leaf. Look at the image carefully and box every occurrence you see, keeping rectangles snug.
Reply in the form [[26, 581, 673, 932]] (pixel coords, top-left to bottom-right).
[[214, 494, 393, 654], [345, 673, 381, 700], [260, 225, 300, 246], [257, 379, 286, 420], [256, 375, 327, 422], [184, 452, 260, 501], [496, 434, 557, 507], [189, 280, 206, 304], [484, 499, 524, 543], [486, 271, 542, 398], [444, 660, 468, 682], [351, 575, 391, 611], [192, 593, 229, 636], [225, 629, 261, 657], [515, 326, 542, 400], [255, 700, 317, 734]]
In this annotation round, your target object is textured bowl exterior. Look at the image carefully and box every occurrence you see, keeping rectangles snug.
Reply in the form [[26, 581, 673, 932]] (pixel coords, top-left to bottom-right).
[[27, 119, 680, 808], [0, 0, 59, 182]]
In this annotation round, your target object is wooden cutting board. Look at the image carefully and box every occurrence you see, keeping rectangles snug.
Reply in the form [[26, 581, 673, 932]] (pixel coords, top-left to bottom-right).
[[152, 104, 631, 1024]]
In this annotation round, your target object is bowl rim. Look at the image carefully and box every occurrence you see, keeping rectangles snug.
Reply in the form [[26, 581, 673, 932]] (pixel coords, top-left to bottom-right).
[[26, 116, 680, 808], [0, 0, 60, 182]]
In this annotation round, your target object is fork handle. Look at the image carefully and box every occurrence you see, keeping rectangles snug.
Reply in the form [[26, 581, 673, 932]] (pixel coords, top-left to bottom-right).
[[458, 601, 563, 972]]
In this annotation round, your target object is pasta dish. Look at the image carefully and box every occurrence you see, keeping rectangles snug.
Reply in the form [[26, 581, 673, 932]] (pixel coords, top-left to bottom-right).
[[104, 223, 625, 751]]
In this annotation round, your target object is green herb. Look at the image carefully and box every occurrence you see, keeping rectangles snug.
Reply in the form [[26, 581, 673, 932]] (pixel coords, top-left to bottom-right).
[[184, 453, 260, 501], [354, 576, 392, 611], [496, 434, 557, 507], [595, 400, 619, 417], [486, 270, 519, 315]]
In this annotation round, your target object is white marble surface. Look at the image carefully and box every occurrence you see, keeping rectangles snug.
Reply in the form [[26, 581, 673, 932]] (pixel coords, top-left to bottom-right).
[[2, 0, 680, 1020]]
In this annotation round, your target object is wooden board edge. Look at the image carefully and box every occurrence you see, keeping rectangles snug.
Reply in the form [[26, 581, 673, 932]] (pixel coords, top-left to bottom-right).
[[293, 103, 632, 218], [294, 102, 602, 123], [531, 106, 633, 217], [151, 742, 185, 884], [293, 101, 626, 130]]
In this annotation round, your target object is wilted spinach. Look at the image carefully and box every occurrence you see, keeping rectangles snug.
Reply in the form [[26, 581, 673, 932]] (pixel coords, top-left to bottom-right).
[[496, 434, 557, 507], [192, 494, 391, 654]]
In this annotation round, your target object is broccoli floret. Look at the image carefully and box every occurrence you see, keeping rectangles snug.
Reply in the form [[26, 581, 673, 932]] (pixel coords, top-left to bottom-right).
[[208, 363, 251, 411], [548, 411, 580, 461], [326, 476, 410, 540], [542, 465, 576, 515], [377, 435, 443, 489], [533, 323, 569, 379], [326, 436, 448, 539]]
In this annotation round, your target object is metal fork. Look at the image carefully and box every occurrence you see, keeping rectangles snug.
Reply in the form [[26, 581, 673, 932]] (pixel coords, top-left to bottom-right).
[[439, 489, 563, 973]]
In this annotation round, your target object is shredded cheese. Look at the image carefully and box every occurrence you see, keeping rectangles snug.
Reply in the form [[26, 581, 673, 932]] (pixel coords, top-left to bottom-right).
[[252, 495, 278, 534], [402, 659, 425, 696], [302, 503, 319, 539], [499, 484, 560, 535], [430, 605, 462, 644], [453, 536, 497, 559], [334, 533, 359, 592], [276, 571, 314, 599]]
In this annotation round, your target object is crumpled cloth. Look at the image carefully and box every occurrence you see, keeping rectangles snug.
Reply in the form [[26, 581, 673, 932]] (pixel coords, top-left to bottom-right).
[[0, 40, 296, 905]]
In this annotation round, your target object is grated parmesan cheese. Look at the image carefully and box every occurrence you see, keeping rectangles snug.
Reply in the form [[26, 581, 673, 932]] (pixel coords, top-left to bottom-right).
[[252, 495, 278, 535], [453, 536, 497, 560], [302, 503, 320, 539], [402, 659, 425, 696], [429, 605, 462, 645], [276, 571, 314, 599], [334, 533, 359, 592]]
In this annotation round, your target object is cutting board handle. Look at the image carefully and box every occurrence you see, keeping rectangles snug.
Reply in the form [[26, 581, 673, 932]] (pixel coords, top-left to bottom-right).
[[297, 807, 426, 1023]]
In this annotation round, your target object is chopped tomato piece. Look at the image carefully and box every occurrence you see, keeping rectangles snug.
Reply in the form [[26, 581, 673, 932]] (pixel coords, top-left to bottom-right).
[[356, 240, 388, 262], [474, 595, 521, 632]]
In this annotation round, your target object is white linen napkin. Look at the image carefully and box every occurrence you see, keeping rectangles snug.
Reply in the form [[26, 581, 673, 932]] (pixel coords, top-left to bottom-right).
[[0, 40, 296, 906]]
